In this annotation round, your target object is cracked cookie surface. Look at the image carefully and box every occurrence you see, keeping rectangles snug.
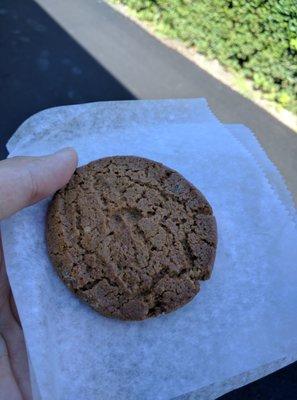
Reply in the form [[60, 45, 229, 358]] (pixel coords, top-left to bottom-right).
[[46, 156, 217, 320]]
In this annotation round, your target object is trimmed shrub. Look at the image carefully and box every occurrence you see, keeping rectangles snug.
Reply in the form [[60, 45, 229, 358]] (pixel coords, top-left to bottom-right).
[[114, 0, 297, 113]]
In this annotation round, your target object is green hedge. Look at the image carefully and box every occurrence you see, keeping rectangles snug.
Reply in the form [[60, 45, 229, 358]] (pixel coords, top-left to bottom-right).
[[113, 0, 297, 113]]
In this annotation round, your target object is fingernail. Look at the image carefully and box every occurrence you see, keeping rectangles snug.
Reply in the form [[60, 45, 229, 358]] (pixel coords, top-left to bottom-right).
[[51, 147, 78, 165], [54, 147, 75, 155]]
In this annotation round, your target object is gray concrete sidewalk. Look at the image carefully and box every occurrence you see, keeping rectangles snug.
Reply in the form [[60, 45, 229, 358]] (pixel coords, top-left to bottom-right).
[[36, 0, 297, 204]]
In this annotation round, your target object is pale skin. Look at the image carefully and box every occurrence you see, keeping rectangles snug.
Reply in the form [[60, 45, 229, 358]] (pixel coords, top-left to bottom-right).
[[0, 148, 78, 400]]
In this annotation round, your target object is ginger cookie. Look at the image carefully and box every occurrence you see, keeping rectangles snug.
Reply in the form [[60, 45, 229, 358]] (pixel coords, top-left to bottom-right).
[[47, 156, 217, 320]]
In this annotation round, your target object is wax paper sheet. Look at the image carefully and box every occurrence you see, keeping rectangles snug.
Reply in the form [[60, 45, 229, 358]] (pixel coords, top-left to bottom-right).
[[2, 99, 297, 400]]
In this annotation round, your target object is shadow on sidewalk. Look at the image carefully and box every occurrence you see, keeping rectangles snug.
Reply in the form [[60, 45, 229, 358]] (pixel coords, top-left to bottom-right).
[[0, 0, 134, 158]]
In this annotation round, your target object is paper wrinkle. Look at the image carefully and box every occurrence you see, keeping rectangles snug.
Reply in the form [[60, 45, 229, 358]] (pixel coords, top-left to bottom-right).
[[202, 101, 296, 228], [6, 99, 213, 154], [2, 99, 297, 400], [227, 124, 296, 226]]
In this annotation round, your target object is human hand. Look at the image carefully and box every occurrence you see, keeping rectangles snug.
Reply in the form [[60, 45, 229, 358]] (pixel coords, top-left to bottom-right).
[[0, 148, 77, 400]]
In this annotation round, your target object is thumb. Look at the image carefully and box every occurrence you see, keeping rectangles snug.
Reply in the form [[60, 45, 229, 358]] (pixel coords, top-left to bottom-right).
[[0, 148, 78, 220]]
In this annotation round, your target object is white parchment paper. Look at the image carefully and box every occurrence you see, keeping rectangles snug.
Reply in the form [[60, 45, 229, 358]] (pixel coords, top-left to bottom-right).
[[2, 99, 297, 400]]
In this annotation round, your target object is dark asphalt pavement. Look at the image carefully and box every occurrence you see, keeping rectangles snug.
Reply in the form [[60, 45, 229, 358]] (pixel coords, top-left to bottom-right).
[[0, 0, 296, 399]]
